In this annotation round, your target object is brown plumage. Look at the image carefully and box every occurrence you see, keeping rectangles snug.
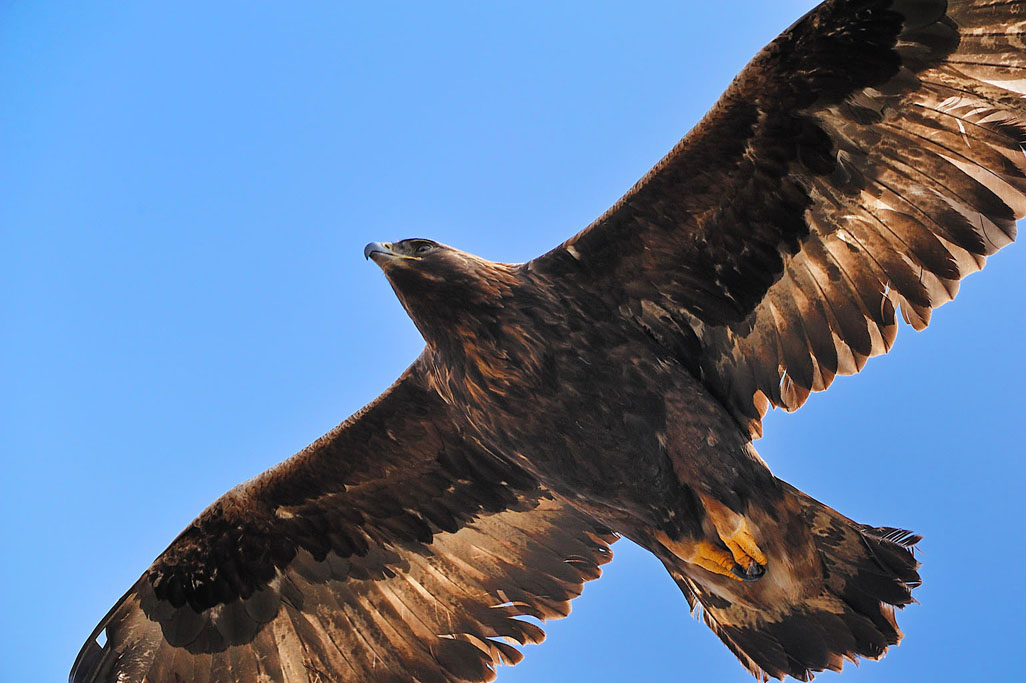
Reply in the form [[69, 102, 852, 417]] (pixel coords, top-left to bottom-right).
[[72, 1, 1026, 681]]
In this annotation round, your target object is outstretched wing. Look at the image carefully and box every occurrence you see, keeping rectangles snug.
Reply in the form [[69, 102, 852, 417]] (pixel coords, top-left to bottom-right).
[[530, 0, 1026, 437], [70, 358, 614, 683]]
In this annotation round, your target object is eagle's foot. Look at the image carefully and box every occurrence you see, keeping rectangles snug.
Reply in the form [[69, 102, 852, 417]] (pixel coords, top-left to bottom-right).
[[656, 533, 748, 582], [721, 519, 768, 571], [730, 551, 766, 581], [690, 541, 744, 581], [700, 495, 768, 579]]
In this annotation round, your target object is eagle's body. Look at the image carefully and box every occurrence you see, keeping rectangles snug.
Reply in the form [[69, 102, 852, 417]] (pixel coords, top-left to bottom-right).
[[72, 1, 1026, 681], [411, 256, 754, 542]]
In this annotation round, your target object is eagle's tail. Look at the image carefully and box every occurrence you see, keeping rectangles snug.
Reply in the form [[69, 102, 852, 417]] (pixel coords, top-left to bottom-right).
[[662, 480, 921, 682]]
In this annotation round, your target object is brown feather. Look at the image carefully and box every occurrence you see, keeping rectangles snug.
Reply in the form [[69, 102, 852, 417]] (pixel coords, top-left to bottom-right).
[[74, 2, 1026, 681]]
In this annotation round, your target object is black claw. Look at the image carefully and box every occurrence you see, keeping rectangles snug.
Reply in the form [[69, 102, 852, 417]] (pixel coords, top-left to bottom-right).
[[732, 562, 766, 582]]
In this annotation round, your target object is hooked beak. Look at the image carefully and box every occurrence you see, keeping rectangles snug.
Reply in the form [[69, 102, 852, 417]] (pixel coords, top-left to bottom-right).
[[364, 242, 395, 264]]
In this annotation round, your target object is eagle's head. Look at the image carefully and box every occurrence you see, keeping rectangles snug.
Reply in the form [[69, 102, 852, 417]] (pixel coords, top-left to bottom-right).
[[364, 239, 521, 353]]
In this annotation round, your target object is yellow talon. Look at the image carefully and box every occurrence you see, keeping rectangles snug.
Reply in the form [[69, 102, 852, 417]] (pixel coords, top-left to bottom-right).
[[655, 532, 744, 582], [654, 496, 769, 583], [699, 494, 768, 573], [697, 494, 771, 578], [723, 537, 751, 568], [729, 520, 767, 567], [689, 541, 745, 581]]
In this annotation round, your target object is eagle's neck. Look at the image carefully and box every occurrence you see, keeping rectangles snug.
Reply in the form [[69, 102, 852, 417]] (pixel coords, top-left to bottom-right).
[[416, 268, 556, 411]]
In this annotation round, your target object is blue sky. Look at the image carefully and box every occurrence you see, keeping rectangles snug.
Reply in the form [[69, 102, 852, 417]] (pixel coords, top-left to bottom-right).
[[4, 2, 1025, 681]]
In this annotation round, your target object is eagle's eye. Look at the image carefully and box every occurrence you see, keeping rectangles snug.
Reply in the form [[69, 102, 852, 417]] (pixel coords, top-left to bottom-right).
[[415, 243, 434, 256]]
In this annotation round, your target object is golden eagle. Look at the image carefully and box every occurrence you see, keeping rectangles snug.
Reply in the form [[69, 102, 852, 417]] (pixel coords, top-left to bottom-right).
[[72, 1, 1026, 681]]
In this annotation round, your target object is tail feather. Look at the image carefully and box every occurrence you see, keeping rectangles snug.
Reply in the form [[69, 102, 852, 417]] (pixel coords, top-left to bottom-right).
[[662, 481, 921, 681]]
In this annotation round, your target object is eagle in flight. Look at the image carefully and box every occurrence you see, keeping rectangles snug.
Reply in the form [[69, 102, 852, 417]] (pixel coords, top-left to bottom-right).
[[72, 1, 1026, 681]]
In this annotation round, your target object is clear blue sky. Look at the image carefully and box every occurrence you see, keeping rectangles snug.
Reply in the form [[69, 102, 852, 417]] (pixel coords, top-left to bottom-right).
[[3, 2, 1025, 681]]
